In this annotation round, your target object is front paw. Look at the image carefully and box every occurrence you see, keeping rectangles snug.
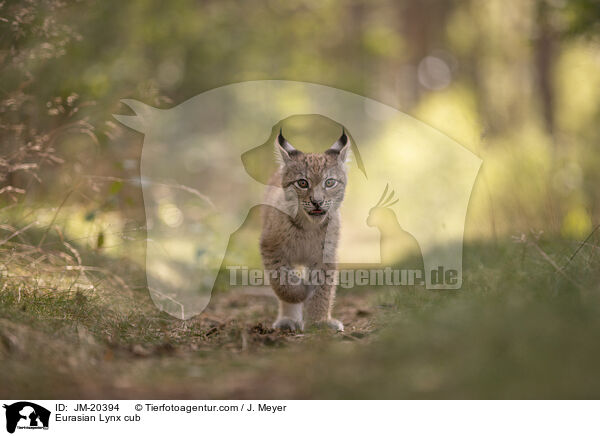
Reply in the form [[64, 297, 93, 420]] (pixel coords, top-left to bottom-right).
[[273, 318, 304, 332], [326, 318, 344, 332], [312, 318, 344, 332]]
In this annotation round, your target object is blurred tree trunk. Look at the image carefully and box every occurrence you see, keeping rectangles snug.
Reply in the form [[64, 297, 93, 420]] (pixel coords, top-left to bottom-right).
[[535, 1, 561, 231], [397, 0, 454, 109], [535, 0, 557, 136]]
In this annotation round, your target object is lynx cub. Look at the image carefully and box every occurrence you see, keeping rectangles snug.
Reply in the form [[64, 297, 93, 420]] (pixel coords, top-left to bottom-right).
[[260, 129, 350, 332]]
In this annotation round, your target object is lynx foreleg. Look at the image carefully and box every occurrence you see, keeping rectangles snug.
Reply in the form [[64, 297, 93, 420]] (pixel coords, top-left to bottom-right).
[[263, 260, 312, 332], [264, 262, 313, 304], [304, 265, 343, 331], [273, 300, 304, 332]]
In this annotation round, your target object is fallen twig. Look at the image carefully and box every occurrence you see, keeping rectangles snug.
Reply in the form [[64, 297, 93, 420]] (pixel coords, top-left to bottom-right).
[[565, 225, 600, 266]]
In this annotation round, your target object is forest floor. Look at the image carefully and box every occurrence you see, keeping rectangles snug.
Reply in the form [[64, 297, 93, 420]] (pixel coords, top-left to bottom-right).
[[0, 282, 380, 399], [2, 235, 600, 399]]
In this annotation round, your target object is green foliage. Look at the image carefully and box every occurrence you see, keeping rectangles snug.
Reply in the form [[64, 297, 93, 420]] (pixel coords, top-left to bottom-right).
[[564, 0, 600, 37]]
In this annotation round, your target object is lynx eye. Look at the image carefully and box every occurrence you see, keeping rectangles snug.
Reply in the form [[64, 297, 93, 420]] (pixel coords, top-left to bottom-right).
[[295, 179, 309, 189], [324, 178, 337, 189]]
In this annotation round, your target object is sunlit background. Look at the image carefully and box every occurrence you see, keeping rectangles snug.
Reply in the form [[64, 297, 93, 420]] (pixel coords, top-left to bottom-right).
[[4, 0, 600, 259]]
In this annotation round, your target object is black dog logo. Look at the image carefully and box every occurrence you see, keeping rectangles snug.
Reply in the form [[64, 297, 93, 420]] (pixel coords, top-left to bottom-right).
[[3, 402, 50, 434]]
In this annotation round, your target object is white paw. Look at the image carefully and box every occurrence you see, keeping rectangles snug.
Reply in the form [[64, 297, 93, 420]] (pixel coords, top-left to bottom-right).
[[327, 318, 344, 332], [273, 318, 304, 332], [312, 318, 344, 332]]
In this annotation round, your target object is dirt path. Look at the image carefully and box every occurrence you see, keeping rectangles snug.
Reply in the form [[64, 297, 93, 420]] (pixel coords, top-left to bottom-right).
[[187, 287, 378, 351]]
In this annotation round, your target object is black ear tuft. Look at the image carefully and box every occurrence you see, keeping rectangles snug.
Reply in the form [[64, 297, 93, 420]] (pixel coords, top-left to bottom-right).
[[275, 128, 299, 160], [326, 127, 350, 156]]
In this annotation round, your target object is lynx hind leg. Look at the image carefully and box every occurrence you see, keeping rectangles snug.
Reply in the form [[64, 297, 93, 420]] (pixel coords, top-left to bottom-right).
[[273, 300, 304, 332], [305, 283, 344, 332]]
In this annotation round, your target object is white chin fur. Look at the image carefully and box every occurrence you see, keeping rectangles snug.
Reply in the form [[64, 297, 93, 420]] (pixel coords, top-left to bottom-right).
[[303, 209, 328, 222]]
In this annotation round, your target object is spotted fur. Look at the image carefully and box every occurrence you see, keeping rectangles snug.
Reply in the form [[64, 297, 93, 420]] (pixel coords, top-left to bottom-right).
[[260, 130, 350, 332]]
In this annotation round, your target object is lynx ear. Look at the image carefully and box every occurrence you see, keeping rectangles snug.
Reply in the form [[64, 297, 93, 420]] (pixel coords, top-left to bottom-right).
[[326, 128, 351, 163], [274, 128, 299, 165]]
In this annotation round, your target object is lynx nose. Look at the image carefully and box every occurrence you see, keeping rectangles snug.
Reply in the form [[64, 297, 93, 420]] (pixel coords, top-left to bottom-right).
[[310, 197, 324, 208]]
